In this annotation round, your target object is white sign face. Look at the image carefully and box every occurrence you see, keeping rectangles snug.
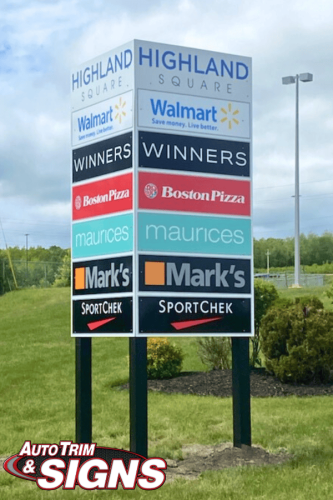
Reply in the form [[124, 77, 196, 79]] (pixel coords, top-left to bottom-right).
[[134, 40, 251, 102], [71, 40, 134, 112], [138, 90, 250, 139], [72, 91, 133, 147]]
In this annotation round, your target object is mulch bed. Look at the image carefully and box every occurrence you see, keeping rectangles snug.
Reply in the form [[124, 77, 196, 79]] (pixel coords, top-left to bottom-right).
[[121, 368, 333, 397]]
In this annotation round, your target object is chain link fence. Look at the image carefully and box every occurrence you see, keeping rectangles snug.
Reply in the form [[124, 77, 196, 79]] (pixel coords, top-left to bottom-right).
[[254, 273, 326, 289], [0, 259, 63, 294]]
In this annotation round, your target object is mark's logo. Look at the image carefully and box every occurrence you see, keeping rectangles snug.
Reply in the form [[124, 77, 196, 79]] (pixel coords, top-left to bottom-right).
[[139, 255, 250, 293], [74, 258, 131, 295]]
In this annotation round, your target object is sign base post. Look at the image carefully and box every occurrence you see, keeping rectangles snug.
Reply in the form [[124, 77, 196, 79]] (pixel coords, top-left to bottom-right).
[[129, 337, 148, 458], [75, 338, 92, 443], [232, 337, 251, 448]]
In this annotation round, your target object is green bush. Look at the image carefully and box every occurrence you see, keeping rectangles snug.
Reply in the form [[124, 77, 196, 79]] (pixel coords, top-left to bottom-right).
[[147, 338, 184, 380], [252, 279, 279, 367], [197, 337, 231, 370], [261, 298, 333, 383]]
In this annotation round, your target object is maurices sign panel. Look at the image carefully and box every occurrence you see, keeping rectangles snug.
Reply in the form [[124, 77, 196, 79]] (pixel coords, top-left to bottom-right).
[[71, 40, 253, 337]]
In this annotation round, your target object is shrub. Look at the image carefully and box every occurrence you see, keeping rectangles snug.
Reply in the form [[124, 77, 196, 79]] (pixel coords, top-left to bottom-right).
[[147, 338, 184, 380], [197, 337, 231, 370], [252, 279, 279, 367], [261, 299, 333, 383]]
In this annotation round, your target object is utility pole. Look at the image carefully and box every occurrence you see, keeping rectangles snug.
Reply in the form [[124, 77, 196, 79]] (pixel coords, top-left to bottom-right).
[[266, 250, 270, 275], [25, 234, 29, 277]]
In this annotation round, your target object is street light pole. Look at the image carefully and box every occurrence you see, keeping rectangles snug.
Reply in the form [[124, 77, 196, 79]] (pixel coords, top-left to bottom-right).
[[282, 73, 313, 287]]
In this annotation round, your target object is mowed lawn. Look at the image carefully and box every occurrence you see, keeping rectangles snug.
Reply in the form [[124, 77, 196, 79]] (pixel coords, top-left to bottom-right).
[[1, 287, 333, 499]]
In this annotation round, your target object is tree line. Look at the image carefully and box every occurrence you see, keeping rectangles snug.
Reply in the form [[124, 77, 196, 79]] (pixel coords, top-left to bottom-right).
[[254, 232, 333, 269], [1, 232, 333, 294]]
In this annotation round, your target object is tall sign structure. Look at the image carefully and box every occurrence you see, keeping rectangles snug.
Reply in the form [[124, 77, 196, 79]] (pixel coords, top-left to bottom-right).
[[71, 40, 253, 338]]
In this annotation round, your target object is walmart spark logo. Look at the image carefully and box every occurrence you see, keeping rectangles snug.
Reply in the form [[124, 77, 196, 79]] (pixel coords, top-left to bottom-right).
[[114, 97, 127, 124], [220, 103, 240, 129]]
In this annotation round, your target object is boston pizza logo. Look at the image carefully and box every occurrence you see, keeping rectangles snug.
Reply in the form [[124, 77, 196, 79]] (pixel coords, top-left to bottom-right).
[[75, 196, 82, 210], [144, 183, 158, 199]]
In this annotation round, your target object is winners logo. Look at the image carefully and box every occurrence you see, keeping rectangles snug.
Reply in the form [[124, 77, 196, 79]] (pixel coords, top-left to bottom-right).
[[4, 441, 166, 490], [144, 183, 158, 199]]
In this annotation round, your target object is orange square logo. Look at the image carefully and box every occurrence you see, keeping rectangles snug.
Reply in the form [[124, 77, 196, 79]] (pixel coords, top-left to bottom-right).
[[145, 262, 165, 285], [75, 267, 85, 290]]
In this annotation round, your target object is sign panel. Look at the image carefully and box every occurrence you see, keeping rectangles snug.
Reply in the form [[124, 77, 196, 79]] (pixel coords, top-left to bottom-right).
[[139, 131, 250, 177], [138, 90, 250, 138], [139, 297, 251, 334], [73, 296, 133, 335], [135, 40, 251, 101], [72, 213, 133, 259], [71, 40, 253, 337], [72, 132, 132, 183], [138, 212, 251, 255], [139, 171, 250, 216], [72, 172, 132, 221], [72, 91, 133, 146], [71, 40, 134, 112], [139, 255, 251, 294], [73, 255, 132, 296]]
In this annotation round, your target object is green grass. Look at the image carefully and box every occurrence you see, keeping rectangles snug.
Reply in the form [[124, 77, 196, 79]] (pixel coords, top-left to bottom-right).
[[1, 287, 333, 499]]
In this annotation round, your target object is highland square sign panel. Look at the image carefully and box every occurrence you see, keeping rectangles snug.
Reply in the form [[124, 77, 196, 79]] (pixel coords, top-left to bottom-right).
[[71, 40, 253, 337]]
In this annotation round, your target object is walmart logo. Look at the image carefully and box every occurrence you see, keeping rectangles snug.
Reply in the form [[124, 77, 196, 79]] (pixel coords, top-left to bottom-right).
[[220, 103, 240, 130], [114, 97, 127, 124]]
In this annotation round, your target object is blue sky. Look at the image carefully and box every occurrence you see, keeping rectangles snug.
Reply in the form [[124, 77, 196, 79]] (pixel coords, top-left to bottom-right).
[[1, 0, 333, 248]]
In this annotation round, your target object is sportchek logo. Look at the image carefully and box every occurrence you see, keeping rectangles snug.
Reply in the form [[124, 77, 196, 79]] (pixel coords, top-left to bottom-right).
[[73, 256, 132, 295], [139, 171, 250, 216], [72, 172, 132, 221], [139, 297, 251, 334], [72, 297, 132, 335], [138, 90, 250, 138], [4, 440, 166, 490], [140, 255, 250, 293]]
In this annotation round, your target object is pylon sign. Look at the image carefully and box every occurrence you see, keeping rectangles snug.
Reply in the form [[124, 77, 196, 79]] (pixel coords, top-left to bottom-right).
[[71, 40, 253, 337]]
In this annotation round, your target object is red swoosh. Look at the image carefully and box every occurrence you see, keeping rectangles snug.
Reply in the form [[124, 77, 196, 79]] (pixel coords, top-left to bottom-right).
[[87, 317, 116, 331], [171, 316, 222, 331]]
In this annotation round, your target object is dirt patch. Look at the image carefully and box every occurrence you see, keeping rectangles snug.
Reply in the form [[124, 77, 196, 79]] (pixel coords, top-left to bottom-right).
[[165, 442, 291, 482], [135, 368, 333, 398]]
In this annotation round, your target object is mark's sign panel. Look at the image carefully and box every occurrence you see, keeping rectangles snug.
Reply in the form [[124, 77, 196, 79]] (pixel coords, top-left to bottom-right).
[[72, 132, 132, 183], [73, 256, 132, 295], [72, 91, 133, 146], [139, 171, 250, 216], [138, 90, 250, 138], [73, 296, 133, 334], [72, 172, 132, 221], [138, 212, 251, 255], [139, 297, 251, 334], [139, 255, 251, 293], [139, 131, 249, 177], [72, 213, 133, 259]]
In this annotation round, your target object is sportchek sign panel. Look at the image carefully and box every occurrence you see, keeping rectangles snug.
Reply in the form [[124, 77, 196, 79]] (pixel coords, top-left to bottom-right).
[[138, 297, 251, 335], [71, 40, 253, 337]]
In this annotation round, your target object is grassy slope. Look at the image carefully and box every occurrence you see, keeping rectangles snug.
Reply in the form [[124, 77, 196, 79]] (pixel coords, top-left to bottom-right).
[[1, 287, 333, 499]]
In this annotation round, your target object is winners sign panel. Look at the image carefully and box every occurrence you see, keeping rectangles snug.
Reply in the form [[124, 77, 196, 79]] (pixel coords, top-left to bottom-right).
[[71, 40, 253, 337]]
